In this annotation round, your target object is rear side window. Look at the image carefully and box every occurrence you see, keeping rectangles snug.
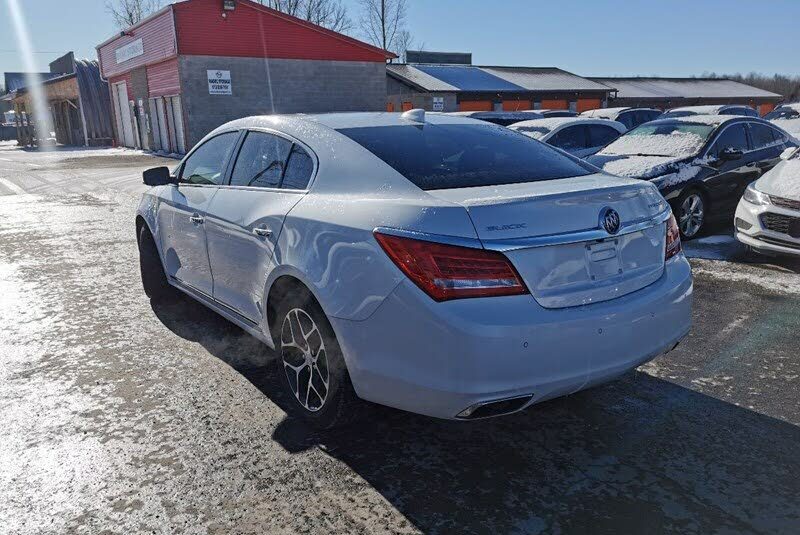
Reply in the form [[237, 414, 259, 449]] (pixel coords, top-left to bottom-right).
[[749, 123, 779, 149], [549, 126, 587, 151], [336, 123, 592, 190], [181, 132, 239, 185], [282, 145, 314, 190], [709, 124, 750, 157], [231, 131, 292, 188], [587, 125, 621, 147]]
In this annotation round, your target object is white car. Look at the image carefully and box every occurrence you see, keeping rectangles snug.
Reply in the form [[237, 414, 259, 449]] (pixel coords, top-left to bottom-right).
[[509, 117, 626, 158], [735, 146, 800, 256], [136, 110, 692, 427]]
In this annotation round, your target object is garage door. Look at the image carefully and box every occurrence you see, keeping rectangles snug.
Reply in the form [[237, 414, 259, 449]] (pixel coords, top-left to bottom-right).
[[577, 99, 602, 113], [459, 100, 493, 112], [503, 100, 531, 111], [540, 99, 568, 110]]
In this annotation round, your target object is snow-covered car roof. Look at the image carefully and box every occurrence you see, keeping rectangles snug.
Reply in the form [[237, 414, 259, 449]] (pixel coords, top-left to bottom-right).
[[666, 104, 728, 114], [775, 103, 800, 112], [771, 118, 800, 137], [580, 107, 631, 118], [509, 117, 627, 138], [654, 114, 740, 126]]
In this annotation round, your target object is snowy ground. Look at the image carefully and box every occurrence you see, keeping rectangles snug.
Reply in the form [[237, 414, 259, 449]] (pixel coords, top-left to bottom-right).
[[1, 144, 799, 534]]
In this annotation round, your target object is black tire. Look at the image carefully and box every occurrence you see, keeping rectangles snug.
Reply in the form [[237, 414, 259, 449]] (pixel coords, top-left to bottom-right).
[[138, 224, 174, 301], [674, 189, 707, 241], [274, 287, 362, 429]]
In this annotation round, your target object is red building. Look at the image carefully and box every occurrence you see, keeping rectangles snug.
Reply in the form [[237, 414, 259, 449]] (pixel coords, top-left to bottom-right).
[[96, 0, 393, 153]]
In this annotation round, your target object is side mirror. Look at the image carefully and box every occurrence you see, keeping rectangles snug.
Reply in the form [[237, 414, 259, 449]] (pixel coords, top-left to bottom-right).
[[143, 166, 176, 186], [719, 147, 743, 162], [780, 146, 798, 160]]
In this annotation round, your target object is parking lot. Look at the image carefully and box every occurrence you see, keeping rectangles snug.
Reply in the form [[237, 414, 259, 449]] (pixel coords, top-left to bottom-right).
[[1, 141, 799, 534]]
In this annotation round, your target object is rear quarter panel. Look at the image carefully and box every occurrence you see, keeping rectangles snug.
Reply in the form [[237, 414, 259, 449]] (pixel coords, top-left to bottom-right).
[[269, 192, 478, 321]]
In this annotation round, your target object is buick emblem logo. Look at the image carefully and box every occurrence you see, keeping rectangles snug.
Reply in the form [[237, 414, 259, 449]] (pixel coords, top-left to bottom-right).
[[601, 208, 621, 234]]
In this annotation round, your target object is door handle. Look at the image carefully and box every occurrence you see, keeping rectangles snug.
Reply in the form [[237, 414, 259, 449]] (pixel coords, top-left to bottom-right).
[[253, 227, 272, 238], [189, 214, 204, 224]]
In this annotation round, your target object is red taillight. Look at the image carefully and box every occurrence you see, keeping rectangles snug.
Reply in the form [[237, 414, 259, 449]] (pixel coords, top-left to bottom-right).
[[665, 214, 682, 260], [374, 231, 529, 301]]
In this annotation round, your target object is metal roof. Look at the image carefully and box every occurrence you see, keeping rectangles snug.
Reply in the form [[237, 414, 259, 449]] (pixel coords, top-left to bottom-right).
[[481, 67, 612, 92], [3, 72, 65, 93], [387, 64, 613, 94], [591, 77, 781, 100]]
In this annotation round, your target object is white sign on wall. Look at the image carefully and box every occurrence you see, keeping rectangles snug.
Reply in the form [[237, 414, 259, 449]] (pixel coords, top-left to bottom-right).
[[207, 70, 232, 95], [432, 96, 444, 111], [115, 38, 144, 64]]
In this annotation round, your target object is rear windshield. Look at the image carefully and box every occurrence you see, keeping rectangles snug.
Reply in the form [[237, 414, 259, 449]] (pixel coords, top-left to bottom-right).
[[336, 123, 592, 190]]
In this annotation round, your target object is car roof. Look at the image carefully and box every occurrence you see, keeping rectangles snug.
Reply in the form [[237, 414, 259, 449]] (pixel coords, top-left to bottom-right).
[[442, 110, 545, 120], [776, 103, 800, 112], [640, 114, 760, 128], [208, 111, 503, 139], [666, 104, 749, 114], [510, 117, 627, 131]]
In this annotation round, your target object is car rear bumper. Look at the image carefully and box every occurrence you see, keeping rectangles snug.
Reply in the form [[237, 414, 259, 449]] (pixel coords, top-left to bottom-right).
[[331, 255, 693, 420], [734, 199, 800, 257]]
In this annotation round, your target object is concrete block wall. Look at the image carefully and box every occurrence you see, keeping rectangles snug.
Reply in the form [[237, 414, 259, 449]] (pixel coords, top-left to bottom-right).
[[178, 55, 387, 147]]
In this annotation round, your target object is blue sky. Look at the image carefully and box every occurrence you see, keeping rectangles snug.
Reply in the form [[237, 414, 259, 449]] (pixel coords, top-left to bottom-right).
[[2, 0, 799, 77]]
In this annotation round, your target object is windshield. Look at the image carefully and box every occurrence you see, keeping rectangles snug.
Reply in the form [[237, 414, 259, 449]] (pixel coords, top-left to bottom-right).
[[336, 123, 592, 190], [598, 122, 716, 158], [509, 125, 552, 139]]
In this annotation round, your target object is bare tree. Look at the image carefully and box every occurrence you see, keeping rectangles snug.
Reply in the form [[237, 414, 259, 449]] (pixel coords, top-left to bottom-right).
[[255, 0, 352, 33], [105, 0, 163, 28], [395, 29, 423, 63], [357, 0, 409, 56]]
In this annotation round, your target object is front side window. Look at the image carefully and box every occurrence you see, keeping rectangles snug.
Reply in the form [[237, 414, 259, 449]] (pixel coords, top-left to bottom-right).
[[181, 132, 239, 185], [230, 131, 292, 188], [709, 124, 750, 158], [549, 126, 587, 151], [336, 123, 592, 190]]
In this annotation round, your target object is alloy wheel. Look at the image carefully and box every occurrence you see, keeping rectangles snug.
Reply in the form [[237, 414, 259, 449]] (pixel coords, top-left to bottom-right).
[[280, 307, 330, 412], [679, 193, 705, 238]]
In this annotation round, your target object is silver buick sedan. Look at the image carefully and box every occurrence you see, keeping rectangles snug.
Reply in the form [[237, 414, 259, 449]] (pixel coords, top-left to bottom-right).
[[136, 110, 692, 428]]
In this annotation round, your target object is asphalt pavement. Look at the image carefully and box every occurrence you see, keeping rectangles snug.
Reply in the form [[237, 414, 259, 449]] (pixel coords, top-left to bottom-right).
[[1, 141, 798, 534]]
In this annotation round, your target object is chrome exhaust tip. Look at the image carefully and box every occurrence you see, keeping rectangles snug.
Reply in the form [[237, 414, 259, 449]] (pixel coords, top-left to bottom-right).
[[456, 394, 534, 420]]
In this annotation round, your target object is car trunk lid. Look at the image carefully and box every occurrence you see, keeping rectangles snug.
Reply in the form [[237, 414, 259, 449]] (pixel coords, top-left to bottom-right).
[[427, 174, 669, 308]]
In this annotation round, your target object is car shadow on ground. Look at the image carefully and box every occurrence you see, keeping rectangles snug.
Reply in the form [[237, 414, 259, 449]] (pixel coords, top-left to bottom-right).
[[150, 293, 800, 534]]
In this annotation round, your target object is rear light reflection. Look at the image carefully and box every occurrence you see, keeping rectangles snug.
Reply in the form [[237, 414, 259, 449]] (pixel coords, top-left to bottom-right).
[[373, 231, 529, 301], [665, 214, 682, 260]]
